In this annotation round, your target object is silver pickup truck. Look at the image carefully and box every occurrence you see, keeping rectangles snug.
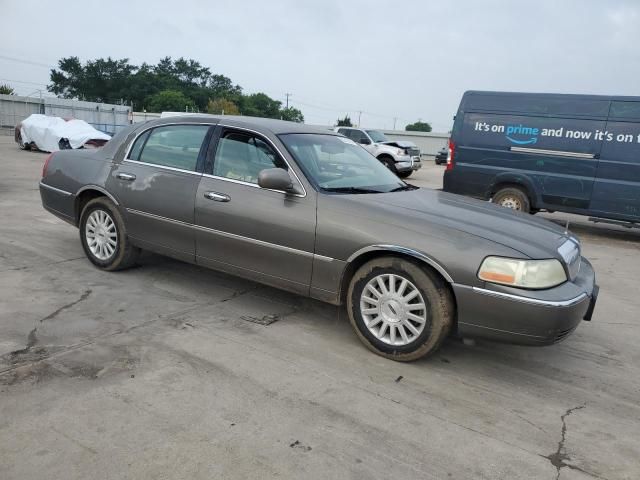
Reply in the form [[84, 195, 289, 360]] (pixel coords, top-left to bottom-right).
[[335, 127, 422, 178]]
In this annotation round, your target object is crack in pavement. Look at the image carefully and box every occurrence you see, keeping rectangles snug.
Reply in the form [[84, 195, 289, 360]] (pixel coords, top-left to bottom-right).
[[0, 256, 86, 273], [542, 404, 606, 480], [40, 289, 92, 323]]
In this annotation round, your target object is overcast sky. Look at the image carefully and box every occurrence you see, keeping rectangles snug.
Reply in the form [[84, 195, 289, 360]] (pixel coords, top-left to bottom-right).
[[1, 0, 639, 131]]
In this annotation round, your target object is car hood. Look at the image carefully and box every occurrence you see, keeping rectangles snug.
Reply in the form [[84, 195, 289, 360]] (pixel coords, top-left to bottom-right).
[[381, 140, 417, 149], [345, 188, 571, 259]]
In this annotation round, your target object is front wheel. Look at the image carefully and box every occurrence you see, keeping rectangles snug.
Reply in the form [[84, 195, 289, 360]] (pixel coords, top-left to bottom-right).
[[79, 197, 139, 271], [397, 170, 412, 179], [347, 257, 454, 362]]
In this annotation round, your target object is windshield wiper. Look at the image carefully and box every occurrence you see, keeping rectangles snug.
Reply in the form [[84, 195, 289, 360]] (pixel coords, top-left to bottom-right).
[[390, 184, 418, 192], [322, 186, 383, 194]]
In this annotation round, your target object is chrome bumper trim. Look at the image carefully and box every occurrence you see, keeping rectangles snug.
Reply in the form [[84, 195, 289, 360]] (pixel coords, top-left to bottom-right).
[[467, 285, 588, 307], [39, 181, 73, 196]]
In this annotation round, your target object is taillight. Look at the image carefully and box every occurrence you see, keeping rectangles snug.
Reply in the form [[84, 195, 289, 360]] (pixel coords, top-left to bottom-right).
[[42, 153, 53, 178], [446, 139, 455, 171]]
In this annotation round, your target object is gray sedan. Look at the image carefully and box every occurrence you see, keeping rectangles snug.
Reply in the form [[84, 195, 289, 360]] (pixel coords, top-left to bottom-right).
[[39, 115, 598, 361]]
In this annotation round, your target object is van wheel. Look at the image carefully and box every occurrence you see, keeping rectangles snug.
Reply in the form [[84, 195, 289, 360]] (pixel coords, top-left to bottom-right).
[[492, 187, 530, 213], [347, 257, 454, 362]]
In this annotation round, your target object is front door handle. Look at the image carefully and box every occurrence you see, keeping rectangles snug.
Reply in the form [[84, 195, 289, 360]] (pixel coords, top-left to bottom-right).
[[117, 172, 136, 181], [204, 191, 230, 202]]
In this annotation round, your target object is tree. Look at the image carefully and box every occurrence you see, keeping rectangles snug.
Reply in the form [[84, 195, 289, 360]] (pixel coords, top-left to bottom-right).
[[207, 98, 240, 115], [240, 92, 282, 118], [147, 90, 195, 113], [336, 115, 352, 127], [280, 107, 304, 123], [405, 121, 432, 132], [0, 84, 15, 95]]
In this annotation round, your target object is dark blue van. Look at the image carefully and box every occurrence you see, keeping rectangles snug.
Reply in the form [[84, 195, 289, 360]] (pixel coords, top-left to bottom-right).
[[443, 91, 640, 225]]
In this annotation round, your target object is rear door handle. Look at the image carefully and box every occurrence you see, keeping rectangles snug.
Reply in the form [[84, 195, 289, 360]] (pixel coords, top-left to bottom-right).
[[204, 191, 230, 202], [117, 172, 136, 181]]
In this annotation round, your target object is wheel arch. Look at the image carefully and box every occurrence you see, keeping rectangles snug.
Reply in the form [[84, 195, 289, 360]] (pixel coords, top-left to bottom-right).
[[74, 186, 120, 225], [487, 173, 537, 205], [338, 245, 455, 303]]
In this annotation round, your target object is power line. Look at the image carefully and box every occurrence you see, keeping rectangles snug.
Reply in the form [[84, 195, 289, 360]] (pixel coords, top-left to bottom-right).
[[0, 54, 55, 69]]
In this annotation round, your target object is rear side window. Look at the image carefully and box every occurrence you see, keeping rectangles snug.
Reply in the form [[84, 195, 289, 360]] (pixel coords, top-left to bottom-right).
[[609, 101, 640, 121], [130, 125, 209, 171], [464, 93, 611, 118], [213, 131, 286, 184]]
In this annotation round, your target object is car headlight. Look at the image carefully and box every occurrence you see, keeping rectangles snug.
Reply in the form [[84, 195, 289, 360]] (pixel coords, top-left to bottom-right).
[[397, 148, 407, 156], [478, 257, 567, 289]]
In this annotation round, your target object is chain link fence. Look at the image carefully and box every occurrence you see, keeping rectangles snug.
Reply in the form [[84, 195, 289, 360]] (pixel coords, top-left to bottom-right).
[[0, 93, 131, 137]]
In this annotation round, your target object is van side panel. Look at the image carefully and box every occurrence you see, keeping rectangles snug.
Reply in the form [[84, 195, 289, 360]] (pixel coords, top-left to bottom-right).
[[451, 112, 604, 209]]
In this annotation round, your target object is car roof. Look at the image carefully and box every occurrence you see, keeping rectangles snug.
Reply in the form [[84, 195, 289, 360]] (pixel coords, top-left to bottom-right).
[[140, 114, 339, 136]]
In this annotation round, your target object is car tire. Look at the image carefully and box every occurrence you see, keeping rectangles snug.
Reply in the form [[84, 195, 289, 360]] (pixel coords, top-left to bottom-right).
[[379, 156, 397, 174], [492, 187, 531, 213], [17, 134, 28, 150], [79, 197, 139, 271], [347, 256, 454, 362], [397, 170, 412, 179]]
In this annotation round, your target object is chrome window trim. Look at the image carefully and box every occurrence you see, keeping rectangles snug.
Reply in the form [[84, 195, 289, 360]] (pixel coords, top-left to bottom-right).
[[467, 285, 588, 307], [122, 159, 203, 176], [510, 146, 595, 159], [346, 245, 454, 283], [39, 181, 73, 196], [217, 123, 307, 198], [125, 208, 330, 260]]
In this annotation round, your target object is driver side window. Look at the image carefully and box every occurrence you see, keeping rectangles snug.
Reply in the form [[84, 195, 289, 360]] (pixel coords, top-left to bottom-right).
[[213, 131, 286, 184]]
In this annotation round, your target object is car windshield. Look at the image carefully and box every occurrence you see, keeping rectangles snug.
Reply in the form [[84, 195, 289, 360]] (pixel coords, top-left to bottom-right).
[[279, 134, 407, 193], [365, 130, 388, 143]]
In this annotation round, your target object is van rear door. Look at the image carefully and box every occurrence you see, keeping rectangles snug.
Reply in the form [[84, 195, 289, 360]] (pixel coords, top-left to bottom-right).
[[589, 101, 640, 221]]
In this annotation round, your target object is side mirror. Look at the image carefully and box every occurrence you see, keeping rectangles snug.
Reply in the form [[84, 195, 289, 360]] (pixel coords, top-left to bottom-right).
[[258, 168, 298, 193], [359, 138, 371, 145]]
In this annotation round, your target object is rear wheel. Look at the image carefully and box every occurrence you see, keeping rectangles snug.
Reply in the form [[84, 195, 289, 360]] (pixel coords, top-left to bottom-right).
[[492, 187, 531, 213], [79, 197, 139, 271], [347, 257, 454, 362]]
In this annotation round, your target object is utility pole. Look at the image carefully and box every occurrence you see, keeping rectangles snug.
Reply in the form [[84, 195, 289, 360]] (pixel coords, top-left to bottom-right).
[[358, 110, 362, 127], [393, 117, 397, 130], [285, 93, 291, 109]]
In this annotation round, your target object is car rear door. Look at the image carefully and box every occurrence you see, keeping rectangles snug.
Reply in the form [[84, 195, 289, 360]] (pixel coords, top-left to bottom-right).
[[106, 123, 213, 261], [194, 126, 316, 295], [589, 101, 640, 220]]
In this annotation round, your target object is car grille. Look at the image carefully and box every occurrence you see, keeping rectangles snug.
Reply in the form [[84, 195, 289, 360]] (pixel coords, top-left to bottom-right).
[[407, 148, 420, 157], [557, 238, 581, 280]]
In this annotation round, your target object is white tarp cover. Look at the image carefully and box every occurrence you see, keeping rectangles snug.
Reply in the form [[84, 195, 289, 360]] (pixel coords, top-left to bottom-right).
[[20, 114, 111, 152]]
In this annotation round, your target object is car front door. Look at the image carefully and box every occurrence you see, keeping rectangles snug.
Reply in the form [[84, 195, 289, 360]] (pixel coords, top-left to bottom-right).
[[194, 126, 316, 294], [107, 123, 213, 261]]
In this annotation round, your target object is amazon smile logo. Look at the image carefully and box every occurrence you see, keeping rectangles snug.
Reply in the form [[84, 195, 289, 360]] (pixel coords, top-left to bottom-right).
[[505, 124, 539, 145]]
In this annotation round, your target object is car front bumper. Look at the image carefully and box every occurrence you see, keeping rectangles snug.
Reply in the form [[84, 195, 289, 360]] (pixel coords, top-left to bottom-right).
[[453, 257, 598, 345], [395, 156, 422, 172]]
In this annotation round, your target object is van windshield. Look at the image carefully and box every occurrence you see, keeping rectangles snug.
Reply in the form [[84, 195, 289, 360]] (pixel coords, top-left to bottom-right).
[[279, 134, 408, 193]]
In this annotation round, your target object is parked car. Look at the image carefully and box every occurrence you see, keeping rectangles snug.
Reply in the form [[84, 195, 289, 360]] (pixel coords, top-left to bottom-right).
[[434, 146, 449, 165], [39, 115, 598, 361], [443, 91, 640, 227], [16, 114, 111, 153], [334, 127, 422, 178]]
